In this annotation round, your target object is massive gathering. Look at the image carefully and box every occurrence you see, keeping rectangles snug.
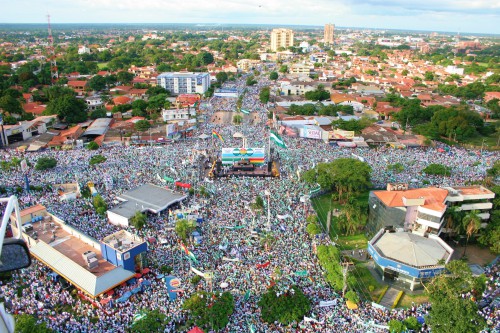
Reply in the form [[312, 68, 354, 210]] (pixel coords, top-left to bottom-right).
[[0, 69, 499, 333]]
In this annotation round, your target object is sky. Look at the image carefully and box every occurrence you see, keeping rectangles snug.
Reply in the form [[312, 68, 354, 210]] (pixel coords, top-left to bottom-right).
[[1, 0, 500, 35]]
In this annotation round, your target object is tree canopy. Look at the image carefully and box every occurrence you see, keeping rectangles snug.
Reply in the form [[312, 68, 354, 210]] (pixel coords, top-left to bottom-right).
[[43, 94, 88, 123], [183, 291, 234, 331], [426, 260, 487, 333], [35, 157, 57, 171], [130, 211, 147, 230], [258, 285, 311, 325], [129, 309, 167, 333], [302, 158, 372, 202]]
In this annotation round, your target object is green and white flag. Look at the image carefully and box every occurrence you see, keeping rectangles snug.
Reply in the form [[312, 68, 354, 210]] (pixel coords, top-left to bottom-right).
[[241, 108, 250, 114], [270, 130, 287, 149]]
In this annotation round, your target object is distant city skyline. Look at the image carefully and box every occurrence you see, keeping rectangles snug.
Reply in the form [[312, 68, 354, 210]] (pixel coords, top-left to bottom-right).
[[1, 0, 499, 35]]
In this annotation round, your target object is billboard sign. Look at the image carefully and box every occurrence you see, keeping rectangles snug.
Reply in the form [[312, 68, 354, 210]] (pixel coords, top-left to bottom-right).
[[300, 126, 322, 140], [221, 147, 265, 165]]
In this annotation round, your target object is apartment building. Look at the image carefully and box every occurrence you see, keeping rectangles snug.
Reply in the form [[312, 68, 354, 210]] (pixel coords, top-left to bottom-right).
[[156, 72, 211, 95], [324, 24, 335, 45], [270, 29, 294, 52], [367, 184, 496, 237]]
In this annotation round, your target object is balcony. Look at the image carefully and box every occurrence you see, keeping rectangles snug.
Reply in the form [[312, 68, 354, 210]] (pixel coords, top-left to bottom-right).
[[459, 202, 493, 211]]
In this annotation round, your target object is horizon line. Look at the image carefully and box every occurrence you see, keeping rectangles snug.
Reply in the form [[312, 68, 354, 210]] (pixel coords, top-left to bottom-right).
[[0, 22, 498, 37]]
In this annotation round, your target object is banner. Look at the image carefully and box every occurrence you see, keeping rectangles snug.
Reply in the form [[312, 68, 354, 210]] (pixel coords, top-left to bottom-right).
[[164, 176, 175, 183], [319, 300, 338, 307], [164, 276, 181, 301], [191, 267, 211, 279], [221, 147, 265, 165], [256, 261, 270, 269], [222, 257, 240, 262], [294, 270, 308, 277], [244, 290, 251, 302], [175, 181, 191, 189], [166, 124, 177, 136], [300, 126, 322, 140], [277, 214, 291, 220], [304, 316, 324, 324]]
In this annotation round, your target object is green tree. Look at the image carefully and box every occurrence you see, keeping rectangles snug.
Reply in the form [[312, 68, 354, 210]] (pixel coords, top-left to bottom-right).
[[233, 114, 243, 125], [304, 85, 330, 101], [216, 71, 228, 84], [134, 120, 151, 132], [423, 163, 451, 176], [175, 219, 196, 243], [246, 75, 257, 86], [259, 232, 276, 251], [345, 290, 360, 303], [316, 245, 354, 290], [35, 157, 57, 171], [130, 211, 147, 230], [92, 194, 108, 216], [86, 141, 99, 150], [302, 158, 372, 203], [43, 95, 88, 123], [424, 71, 435, 81], [0, 94, 23, 115], [278, 65, 288, 73], [258, 285, 311, 325], [388, 319, 406, 333], [89, 154, 107, 166], [269, 71, 278, 80], [14, 314, 53, 333], [426, 261, 486, 333], [129, 309, 167, 333], [477, 185, 500, 253], [259, 86, 270, 103], [461, 210, 481, 257], [117, 71, 134, 84], [87, 75, 106, 91], [90, 108, 107, 120], [183, 291, 234, 331], [403, 316, 422, 331]]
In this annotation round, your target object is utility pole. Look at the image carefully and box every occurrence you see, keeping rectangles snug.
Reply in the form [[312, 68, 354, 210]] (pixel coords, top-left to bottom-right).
[[481, 138, 485, 154], [342, 261, 351, 297]]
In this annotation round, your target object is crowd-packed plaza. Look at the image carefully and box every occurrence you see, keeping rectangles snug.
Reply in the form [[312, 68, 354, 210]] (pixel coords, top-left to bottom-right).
[[0, 72, 499, 333]]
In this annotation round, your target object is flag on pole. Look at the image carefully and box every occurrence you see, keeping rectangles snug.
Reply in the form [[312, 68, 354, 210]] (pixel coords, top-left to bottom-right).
[[180, 243, 189, 255], [270, 130, 287, 149], [241, 109, 250, 114], [244, 290, 251, 302], [212, 130, 224, 143], [187, 250, 197, 263]]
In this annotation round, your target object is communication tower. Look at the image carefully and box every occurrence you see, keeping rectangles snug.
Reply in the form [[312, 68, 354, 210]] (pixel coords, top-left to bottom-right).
[[47, 14, 59, 84]]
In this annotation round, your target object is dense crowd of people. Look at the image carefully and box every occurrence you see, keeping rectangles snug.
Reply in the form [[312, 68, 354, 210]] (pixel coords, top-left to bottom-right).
[[0, 69, 498, 332]]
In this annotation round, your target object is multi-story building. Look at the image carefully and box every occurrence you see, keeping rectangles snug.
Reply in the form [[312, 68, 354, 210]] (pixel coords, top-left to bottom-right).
[[156, 72, 211, 95], [270, 29, 294, 52], [324, 24, 335, 45], [236, 59, 261, 72], [367, 184, 496, 237]]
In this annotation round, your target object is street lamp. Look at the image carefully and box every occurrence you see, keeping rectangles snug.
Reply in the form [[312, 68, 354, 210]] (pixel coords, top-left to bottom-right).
[[264, 190, 271, 231]]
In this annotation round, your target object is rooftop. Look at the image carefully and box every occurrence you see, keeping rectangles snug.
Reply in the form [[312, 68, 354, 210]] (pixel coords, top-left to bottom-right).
[[373, 187, 448, 213], [373, 231, 452, 268]]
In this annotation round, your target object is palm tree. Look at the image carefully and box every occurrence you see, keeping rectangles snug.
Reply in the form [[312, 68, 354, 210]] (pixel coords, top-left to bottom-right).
[[260, 232, 276, 252], [461, 210, 482, 257]]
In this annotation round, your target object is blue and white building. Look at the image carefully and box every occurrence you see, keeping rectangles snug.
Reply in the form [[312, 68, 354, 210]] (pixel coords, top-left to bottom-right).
[[368, 229, 454, 290], [157, 72, 211, 95]]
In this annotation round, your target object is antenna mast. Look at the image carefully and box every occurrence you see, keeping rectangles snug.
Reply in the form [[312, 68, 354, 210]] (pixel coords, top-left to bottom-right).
[[47, 14, 59, 85]]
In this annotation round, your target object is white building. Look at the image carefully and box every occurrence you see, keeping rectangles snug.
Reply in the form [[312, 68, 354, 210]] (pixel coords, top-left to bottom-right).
[[270, 29, 294, 52], [162, 108, 197, 122], [156, 72, 211, 95], [78, 46, 91, 55]]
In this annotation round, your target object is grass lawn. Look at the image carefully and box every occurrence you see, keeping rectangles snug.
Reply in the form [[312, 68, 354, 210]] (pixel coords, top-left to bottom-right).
[[311, 192, 369, 249], [398, 293, 430, 309], [352, 264, 384, 301], [462, 133, 499, 149], [97, 62, 109, 69]]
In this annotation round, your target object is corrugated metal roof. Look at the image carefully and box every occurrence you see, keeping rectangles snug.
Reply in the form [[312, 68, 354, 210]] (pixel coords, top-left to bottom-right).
[[30, 242, 134, 297]]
